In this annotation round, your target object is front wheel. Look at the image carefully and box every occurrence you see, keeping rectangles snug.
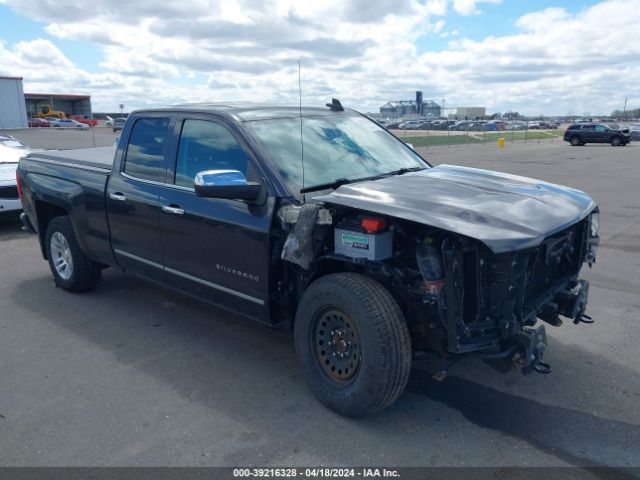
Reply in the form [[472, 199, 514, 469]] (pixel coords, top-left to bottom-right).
[[45, 216, 102, 292], [610, 136, 622, 146], [570, 136, 581, 146], [294, 273, 412, 417]]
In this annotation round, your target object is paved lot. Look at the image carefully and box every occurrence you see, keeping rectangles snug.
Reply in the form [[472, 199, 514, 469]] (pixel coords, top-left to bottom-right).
[[1, 140, 639, 468], [7, 127, 118, 150]]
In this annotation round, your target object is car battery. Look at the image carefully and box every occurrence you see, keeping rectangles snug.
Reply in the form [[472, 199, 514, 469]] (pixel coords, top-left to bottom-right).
[[334, 217, 392, 261]]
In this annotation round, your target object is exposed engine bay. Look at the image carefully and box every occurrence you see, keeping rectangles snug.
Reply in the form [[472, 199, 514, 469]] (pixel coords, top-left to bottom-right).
[[275, 201, 599, 376]]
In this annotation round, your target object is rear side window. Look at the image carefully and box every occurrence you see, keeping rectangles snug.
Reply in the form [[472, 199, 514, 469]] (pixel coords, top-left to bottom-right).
[[174, 119, 249, 188], [582, 125, 595, 131], [124, 117, 170, 181], [567, 125, 580, 130]]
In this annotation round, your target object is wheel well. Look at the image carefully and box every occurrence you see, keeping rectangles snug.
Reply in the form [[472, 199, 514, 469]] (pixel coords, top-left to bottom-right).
[[35, 202, 68, 259], [293, 259, 411, 328]]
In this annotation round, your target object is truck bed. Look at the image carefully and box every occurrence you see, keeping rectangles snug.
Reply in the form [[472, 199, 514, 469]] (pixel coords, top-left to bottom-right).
[[27, 146, 115, 171], [19, 146, 115, 267]]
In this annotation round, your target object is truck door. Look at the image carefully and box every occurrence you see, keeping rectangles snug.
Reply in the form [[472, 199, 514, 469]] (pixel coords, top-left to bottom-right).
[[107, 115, 175, 280], [158, 115, 273, 322]]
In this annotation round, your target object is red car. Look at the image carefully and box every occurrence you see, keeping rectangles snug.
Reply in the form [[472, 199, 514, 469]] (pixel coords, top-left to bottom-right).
[[28, 118, 50, 128], [70, 115, 98, 127]]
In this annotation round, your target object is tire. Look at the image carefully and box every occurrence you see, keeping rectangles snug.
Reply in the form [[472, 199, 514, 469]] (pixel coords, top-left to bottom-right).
[[610, 136, 622, 146], [294, 273, 411, 417], [45, 216, 101, 292], [570, 136, 581, 146]]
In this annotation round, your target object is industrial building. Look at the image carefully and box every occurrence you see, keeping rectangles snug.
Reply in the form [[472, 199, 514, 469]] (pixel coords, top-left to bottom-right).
[[0, 76, 28, 129], [25, 93, 92, 118], [454, 107, 487, 119], [379, 92, 441, 119], [0, 75, 93, 129]]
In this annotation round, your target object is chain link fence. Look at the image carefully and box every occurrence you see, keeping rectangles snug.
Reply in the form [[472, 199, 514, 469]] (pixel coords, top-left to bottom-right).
[[390, 122, 565, 149]]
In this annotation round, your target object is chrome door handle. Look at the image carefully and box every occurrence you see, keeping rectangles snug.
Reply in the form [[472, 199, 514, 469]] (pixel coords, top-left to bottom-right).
[[109, 192, 127, 202], [162, 205, 185, 216]]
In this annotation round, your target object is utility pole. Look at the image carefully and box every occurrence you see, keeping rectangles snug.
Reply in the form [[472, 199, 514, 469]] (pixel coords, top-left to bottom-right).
[[119, 104, 124, 117], [622, 98, 628, 120]]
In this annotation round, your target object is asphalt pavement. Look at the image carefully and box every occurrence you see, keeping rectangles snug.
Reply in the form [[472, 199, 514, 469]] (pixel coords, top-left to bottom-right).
[[1, 137, 639, 468]]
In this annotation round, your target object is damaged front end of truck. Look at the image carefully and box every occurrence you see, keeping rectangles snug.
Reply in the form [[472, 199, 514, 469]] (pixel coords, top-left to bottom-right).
[[276, 166, 600, 377]]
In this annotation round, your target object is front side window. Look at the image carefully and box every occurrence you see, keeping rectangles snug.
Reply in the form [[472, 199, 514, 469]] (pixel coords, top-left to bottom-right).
[[174, 119, 249, 188], [582, 125, 595, 131], [246, 114, 426, 193], [595, 125, 606, 132], [123, 117, 170, 181]]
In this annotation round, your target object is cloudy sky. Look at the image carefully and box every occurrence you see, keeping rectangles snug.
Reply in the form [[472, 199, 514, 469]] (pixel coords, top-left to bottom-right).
[[0, 0, 638, 115]]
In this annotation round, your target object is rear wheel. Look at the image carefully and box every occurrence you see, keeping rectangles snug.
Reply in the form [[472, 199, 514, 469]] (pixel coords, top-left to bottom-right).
[[610, 136, 622, 146], [45, 216, 101, 292], [294, 273, 412, 417], [570, 136, 581, 146]]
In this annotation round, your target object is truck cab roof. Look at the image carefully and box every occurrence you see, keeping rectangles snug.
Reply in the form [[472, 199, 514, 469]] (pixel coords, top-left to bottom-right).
[[134, 102, 340, 122]]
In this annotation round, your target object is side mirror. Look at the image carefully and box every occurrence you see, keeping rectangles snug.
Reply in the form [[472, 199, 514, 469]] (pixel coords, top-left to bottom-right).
[[194, 170, 262, 201]]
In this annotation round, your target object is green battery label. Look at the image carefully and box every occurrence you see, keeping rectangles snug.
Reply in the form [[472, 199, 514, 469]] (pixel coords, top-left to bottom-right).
[[342, 233, 370, 250]]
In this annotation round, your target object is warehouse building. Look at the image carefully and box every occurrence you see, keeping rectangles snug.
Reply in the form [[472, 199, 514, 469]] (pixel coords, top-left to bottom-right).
[[25, 93, 92, 118], [454, 107, 487, 119], [0, 76, 28, 129]]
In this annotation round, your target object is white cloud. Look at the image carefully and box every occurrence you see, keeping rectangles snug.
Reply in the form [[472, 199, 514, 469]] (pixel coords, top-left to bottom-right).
[[452, 0, 501, 16], [0, 0, 639, 115]]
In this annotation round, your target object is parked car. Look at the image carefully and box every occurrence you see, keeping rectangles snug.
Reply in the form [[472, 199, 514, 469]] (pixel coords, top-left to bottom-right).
[[397, 120, 423, 130], [28, 118, 50, 128], [71, 115, 98, 127], [627, 124, 640, 140], [112, 117, 127, 132], [506, 122, 526, 131], [50, 118, 90, 130], [0, 135, 32, 215], [18, 101, 599, 417], [450, 121, 473, 131], [563, 123, 631, 146]]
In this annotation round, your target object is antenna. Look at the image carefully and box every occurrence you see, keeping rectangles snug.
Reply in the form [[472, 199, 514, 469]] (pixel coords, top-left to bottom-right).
[[298, 59, 306, 200]]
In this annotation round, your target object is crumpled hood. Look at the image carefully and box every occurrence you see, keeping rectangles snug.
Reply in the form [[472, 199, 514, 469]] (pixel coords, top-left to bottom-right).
[[314, 164, 596, 253]]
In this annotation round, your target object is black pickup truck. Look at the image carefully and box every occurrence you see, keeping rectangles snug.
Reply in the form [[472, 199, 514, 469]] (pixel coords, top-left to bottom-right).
[[18, 102, 599, 416]]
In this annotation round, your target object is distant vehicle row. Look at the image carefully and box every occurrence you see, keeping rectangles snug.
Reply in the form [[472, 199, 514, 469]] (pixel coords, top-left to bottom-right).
[[380, 119, 559, 131], [27, 116, 124, 129]]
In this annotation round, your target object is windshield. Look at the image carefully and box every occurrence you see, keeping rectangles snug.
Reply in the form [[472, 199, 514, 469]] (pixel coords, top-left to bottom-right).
[[245, 113, 426, 193]]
